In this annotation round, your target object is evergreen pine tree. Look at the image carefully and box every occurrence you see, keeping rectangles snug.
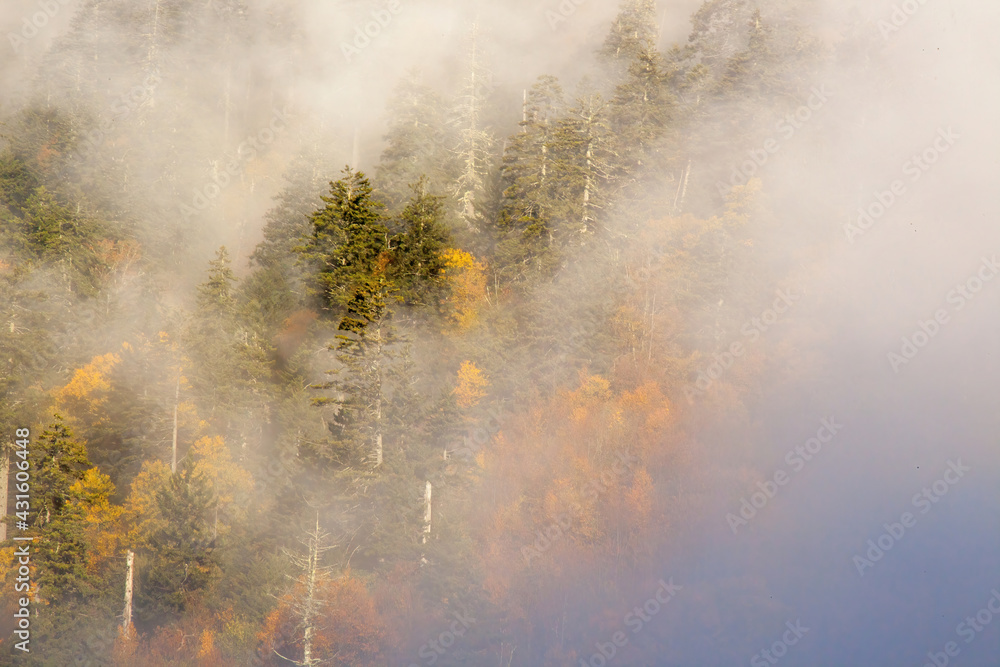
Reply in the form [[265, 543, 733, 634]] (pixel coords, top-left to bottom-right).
[[549, 91, 614, 238], [610, 49, 675, 175], [139, 458, 219, 621], [29, 419, 99, 601], [297, 167, 389, 316], [600, 0, 659, 67], [31, 417, 91, 527], [377, 73, 455, 212], [390, 178, 452, 307], [449, 23, 497, 236], [196, 246, 236, 312], [494, 76, 565, 278]]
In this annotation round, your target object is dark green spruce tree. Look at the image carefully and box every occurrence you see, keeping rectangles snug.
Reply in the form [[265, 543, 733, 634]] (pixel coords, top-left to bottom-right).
[[610, 48, 676, 176], [296, 168, 396, 469], [549, 91, 614, 240], [138, 458, 219, 624], [599, 0, 660, 69], [376, 73, 455, 212], [495, 75, 565, 279], [390, 177, 452, 307]]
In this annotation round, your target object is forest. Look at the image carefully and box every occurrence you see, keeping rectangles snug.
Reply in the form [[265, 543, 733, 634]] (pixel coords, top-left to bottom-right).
[[2, 0, 997, 665]]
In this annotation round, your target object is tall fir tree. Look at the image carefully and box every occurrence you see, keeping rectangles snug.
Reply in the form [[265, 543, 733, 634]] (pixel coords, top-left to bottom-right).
[[494, 76, 566, 278], [138, 458, 219, 622], [610, 48, 676, 176], [377, 73, 455, 212], [390, 177, 452, 307], [600, 0, 660, 68], [297, 167, 390, 316], [550, 91, 614, 238], [449, 23, 497, 236], [29, 419, 98, 601]]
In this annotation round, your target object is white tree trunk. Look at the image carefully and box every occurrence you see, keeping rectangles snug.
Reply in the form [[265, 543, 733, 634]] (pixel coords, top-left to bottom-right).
[[423, 481, 432, 544], [301, 513, 321, 666], [373, 324, 383, 468], [122, 550, 134, 635], [673, 159, 691, 213]]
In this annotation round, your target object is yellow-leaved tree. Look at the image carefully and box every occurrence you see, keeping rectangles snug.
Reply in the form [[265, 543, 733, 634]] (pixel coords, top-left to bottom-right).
[[453, 360, 489, 408], [441, 248, 487, 331], [52, 352, 121, 430], [69, 468, 125, 575]]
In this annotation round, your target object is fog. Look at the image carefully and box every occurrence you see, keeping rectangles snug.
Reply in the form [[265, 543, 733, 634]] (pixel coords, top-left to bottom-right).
[[1, 0, 997, 665]]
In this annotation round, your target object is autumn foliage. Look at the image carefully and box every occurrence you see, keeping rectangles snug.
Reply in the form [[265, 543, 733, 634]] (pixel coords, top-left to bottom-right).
[[258, 574, 386, 666]]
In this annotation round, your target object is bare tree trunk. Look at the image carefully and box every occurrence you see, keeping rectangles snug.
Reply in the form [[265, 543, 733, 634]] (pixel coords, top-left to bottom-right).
[[582, 137, 593, 233], [580, 99, 596, 233], [423, 481, 432, 544], [673, 159, 692, 213], [456, 23, 487, 231], [373, 325, 383, 468], [122, 550, 134, 635], [301, 513, 322, 666], [275, 512, 332, 666]]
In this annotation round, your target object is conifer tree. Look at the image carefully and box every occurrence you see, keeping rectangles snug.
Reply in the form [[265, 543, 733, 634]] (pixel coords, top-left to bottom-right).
[[315, 267, 397, 470], [186, 247, 271, 450], [297, 167, 389, 315], [139, 458, 219, 620], [450, 23, 497, 235], [29, 419, 98, 601], [196, 246, 236, 311], [610, 49, 675, 175], [550, 91, 614, 238], [390, 178, 452, 307], [600, 0, 659, 67], [377, 74, 454, 212], [31, 417, 91, 527], [501, 75, 565, 209], [494, 76, 565, 277], [295, 168, 402, 470]]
